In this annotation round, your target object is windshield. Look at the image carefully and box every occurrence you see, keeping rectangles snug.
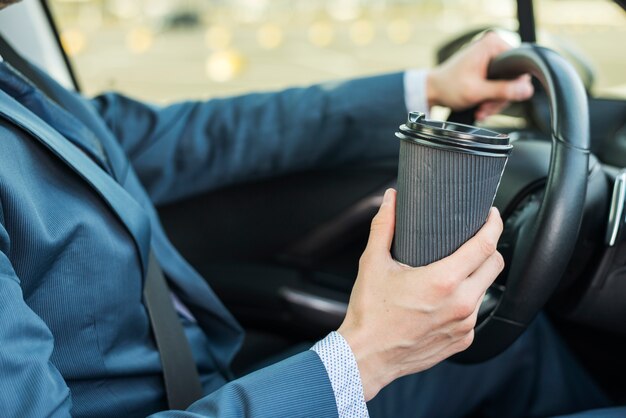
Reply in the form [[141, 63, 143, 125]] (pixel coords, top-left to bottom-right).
[[48, 0, 518, 102], [48, 0, 625, 102], [535, 0, 626, 99]]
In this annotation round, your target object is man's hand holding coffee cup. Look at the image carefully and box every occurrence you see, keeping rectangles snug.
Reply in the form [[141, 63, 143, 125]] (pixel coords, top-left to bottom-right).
[[338, 189, 505, 401], [426, 31, 534, 120]]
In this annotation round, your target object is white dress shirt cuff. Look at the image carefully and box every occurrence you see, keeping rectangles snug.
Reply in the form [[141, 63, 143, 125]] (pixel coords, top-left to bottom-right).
[[311, 331, 370, 418], [404, 69, 430, 116]]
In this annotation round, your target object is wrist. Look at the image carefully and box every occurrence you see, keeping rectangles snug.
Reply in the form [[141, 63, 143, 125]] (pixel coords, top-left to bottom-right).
[[337, 324, 396, 401], [426, 69, 442, 109]]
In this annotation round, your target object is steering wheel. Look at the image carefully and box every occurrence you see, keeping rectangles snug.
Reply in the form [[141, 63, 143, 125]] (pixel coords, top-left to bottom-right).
[[452, 44, 590, 363]]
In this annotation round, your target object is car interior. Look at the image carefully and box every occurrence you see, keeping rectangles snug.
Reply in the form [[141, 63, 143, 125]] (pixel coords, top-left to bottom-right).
[[1, 0, 625, 407]]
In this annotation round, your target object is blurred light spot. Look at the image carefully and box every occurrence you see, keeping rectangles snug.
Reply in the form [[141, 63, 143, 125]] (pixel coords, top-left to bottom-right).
[[205, 49, 243, 82], [126, 27, 154, 54], [144, 0, 174, 19], [387, 19, 412, 44], [350, 20, 375, 46], [108, 0, 140, 19], [327, 0, 360, 21], [257, 24, 283, 50], [308, 21, 334, 47], [60, 29, 86, 57], [205, 25, 232, 50], [233, 0, 268, 23]]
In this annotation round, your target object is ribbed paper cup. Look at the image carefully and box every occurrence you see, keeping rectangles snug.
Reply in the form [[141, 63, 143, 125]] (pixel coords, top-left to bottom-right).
[[392, 112, 512, 267]]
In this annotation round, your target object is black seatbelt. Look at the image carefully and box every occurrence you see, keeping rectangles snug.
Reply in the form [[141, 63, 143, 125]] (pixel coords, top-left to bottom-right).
[[144, 252, 204, 409], [0, 35, 204, 410]]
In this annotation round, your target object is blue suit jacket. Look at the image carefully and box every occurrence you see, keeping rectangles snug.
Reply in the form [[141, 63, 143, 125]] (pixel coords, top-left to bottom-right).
[[0, 60, 405, 417]]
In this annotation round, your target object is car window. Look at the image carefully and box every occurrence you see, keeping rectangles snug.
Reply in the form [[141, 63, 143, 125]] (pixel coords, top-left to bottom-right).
[[48, 0, 624, 103], [535, 0, 626, 99], [48, 0, 518, 103]]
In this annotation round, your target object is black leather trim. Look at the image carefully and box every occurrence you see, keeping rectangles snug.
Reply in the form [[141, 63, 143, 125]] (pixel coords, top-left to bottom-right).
[[455, 44, 590, 363]]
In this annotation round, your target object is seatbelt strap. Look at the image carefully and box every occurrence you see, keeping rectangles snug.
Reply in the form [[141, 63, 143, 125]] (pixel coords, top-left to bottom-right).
[[0, 35, 59, 101], [0, 35, 204, 410], [144, 251, 204, 410]]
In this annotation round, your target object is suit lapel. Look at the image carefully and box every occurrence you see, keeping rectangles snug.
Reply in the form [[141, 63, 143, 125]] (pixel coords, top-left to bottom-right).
[[0, 61, 115, 176], [0, 90, 150, 274]]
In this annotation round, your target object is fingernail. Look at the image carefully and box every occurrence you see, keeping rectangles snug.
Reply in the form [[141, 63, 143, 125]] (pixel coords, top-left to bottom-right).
[[383, 188, 394, 204], [491, 207, 500, 217]]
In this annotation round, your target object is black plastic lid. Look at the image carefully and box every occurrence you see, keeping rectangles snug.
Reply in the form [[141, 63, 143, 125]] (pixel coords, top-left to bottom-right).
[[396, 112, 512, 157]]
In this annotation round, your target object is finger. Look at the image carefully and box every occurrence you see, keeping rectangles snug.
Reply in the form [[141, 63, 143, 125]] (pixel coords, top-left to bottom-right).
[[450, 297, 483, 342], [432, 208, 503, 278], [481, 75, 534, 103], [475, 31, 512, 58], [450, 293, 483, 335], [461, 251, 505, 301], [472, 291, 486, 319], [365, 188, 397, 254], [475, 100, 508, 121]]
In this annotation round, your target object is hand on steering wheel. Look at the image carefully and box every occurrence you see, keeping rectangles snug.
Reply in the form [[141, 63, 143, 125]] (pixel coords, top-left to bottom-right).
[[427, 32, 534, 120], [453, 44, 590, 362]]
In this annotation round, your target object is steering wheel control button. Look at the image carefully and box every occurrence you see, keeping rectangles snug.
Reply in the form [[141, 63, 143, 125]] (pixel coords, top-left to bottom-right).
[[393, 112, 511, 267], [605, 169, 626, 247]]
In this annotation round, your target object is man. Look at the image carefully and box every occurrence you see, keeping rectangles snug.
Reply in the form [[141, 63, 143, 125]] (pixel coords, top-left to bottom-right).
[[0, 0, 620, 416]]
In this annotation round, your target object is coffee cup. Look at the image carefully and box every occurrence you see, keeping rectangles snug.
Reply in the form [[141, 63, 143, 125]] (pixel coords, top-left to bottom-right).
[[392, 112, 512, 267]]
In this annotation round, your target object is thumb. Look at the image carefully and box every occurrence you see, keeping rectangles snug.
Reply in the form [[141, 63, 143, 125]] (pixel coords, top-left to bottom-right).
[[366, 188, 397, 254], [475, 100, 509, 121], [481, 75, 533, 102]]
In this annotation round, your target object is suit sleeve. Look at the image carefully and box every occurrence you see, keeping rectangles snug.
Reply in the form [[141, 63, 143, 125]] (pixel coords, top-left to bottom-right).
[[149, 350, 338, 418], [0, 214, 72, 417], [90, 73, 406, 205]]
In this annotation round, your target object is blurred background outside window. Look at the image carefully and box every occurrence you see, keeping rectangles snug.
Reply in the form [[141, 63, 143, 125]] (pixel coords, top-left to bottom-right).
[[47, 0, 626, 103]]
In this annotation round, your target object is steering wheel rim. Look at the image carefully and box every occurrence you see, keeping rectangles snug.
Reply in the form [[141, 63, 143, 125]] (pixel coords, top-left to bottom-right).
[[453, 44, 590, 363]]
